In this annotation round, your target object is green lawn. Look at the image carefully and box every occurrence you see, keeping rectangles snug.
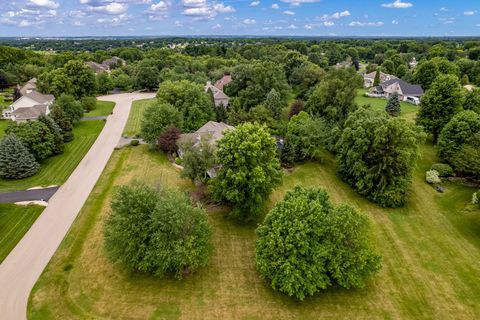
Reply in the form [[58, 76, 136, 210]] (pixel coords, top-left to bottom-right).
[[123, 99, 154, 137], [355, 89, 418, 121], [0, 203, 44, 263], [29, 142, 480, 319], [0, 120, 9, 139], [0, 88, 13, 108], [84, 101, 115, 117], [0, 120, 105, 192]]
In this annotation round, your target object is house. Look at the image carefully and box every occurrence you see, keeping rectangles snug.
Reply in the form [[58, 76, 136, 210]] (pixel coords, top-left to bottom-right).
[[178, 121, 234, 177], [409, 57, 418, 69], [363, 71, 397, 88], [372, 78, 424, 101], [18, 78, 37, 96], [214, 74, 232, 91], [85, 56, 125, 74], [205, 81, 230, 107], [85, 61, 108, 74], [2, 91, 54, 122]]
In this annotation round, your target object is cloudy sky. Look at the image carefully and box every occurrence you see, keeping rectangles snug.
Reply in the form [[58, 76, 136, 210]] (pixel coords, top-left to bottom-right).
[[0, 0, 479, 37]]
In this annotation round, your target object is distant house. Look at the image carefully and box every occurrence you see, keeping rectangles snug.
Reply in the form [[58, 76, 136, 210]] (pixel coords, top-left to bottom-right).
[[372, 78, 424, 101], [363, 71, 397, 88], [214, 74, 232, 91], [85, 56, 125, 74], [409, 57, 418, 69], [178, 121, 234, 177], [205, 81, 230, 108], [2, 91, 54, 122]]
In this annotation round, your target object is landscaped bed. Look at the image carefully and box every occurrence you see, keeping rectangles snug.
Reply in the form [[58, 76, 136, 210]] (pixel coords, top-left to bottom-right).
[[28, 143, 480, 319]]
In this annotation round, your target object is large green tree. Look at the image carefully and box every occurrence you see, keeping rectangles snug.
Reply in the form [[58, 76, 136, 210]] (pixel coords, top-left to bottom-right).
[[413, 60, 439, 90], [140, 102, 183, 144], [5, 121, 56, 161], [38, 114, 64, 155], [104, 182, 212, 279], [53, 94, 84, 124], [416, 74, 464, 141], [256, 186, 381, 300], [0, 134, 39, 179], [63, 60, 97, 97], [337, 107, 424, 207], [156, 80, 214, 132], [210, 122, 282, 220]]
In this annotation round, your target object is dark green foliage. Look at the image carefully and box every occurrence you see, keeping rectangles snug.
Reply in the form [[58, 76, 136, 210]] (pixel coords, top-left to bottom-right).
[[373, 69, 381, 86], [130, 139, 139, 146], [463, 89, 480, 114], [0, 134, 39, 179], [178, 136, 216, 183], [255, 186, 381, 300], [226, 61, 290, 110], [437, 110, 480, 162], [96, 73, 114, 94], [0, 73, 8, 91], [414, 60, 439, 90], [450, 134, 480, 178], [38, 115, 64, 155], [5, 121, 55, 161], [156, 80, 215, 132], [80, 96, 97, 112], [210, 123, 282, 221], [385, 92, 401, 117], [50, 104, 73, 141], [416, 74, 465, 141], [54, 94, 84, 124], [264, 88, 283, 120], [430, 163, 454, 177], [140, 102, 183, 144], [337, 107, 424, 207], [64, 60, 97, 98], [288, 100, 304, 119], [104, 182, 212, 279], [157, 126, 181, 154], [284, 111, 325, 163]]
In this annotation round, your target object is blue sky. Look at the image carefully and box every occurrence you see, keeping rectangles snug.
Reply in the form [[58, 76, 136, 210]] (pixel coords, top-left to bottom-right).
[[0, 0, 479, 37]]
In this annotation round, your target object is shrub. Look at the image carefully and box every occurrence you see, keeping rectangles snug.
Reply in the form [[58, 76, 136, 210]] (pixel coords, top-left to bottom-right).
[[472, 191, 480, 209], [130, 139, 139, 146], [104, 182, 212, 279], [157, 126, 181, 153], [80, 96, 97, 112], [175, 157, 182, 165], [256, 186, 381, 300], [430, 163, 454, 177], [0, 134, 39, 179], [426, 170, 441, 184], [5, 120, 56, 161]]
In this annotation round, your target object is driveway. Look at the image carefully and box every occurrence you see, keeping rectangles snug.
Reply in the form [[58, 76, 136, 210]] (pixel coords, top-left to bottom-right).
[[0, 187, 59, 203], [0, 92, 156, 320]]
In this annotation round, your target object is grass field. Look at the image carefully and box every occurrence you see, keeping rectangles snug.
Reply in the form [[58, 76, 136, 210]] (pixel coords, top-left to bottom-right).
[[0, 120, 9, 139], [84, 101, 115, 117], [355, 89, 418, 121], [0, 120, 105, 192], [29, 140, 480, 319], [123, 99, 154, 137], [0, 204, 44, 263]]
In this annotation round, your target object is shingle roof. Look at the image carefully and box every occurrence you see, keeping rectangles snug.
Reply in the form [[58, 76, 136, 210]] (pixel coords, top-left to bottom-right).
[[24, 91, 55, 104], [381, 78, 424, 96], [20, 78, 37, 96], [214, 74, 232, 91], [12, 105, 47, 120], [364, 71, 397, 82], [180, 121, 234, 146]]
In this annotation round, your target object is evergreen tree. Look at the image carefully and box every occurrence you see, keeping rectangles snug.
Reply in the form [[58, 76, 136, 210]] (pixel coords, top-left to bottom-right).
[[0, 134, 39, 179], [264, 88, 283, 120], [385, 92, 401, 117], [373, 69, 381, 86], [50, 104, 74, 142]]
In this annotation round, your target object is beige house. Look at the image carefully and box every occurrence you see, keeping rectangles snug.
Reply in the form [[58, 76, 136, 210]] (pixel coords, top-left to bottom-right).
[[205, 81, 230, 107], [363, 71, 397, 88], [2, 91, 54, 122]]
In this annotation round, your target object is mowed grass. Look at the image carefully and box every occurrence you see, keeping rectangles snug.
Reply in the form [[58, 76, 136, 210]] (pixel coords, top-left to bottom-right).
[[29, 141, 480, 319], [0, 120, 105, 192], [123, 98, 154, 137], [0, 203, 44, 263], [84, 101, 115, 117], [0, 120, 9, 139], [356, 89, 418, 122]]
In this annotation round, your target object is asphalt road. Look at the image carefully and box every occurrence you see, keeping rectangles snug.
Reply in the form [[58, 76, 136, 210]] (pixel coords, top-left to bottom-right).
[[0, 92, 156, 320], [0, 187, 59, 203]]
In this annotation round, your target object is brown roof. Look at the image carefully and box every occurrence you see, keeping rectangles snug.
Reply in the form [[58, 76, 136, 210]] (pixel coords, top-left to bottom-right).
[[214, 74, 232, 91], [85, 61, 108, 73], [12, 105, 47, 120]]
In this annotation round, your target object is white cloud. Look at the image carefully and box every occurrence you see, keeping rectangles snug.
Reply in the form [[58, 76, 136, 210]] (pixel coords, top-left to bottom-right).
[[96, 13, 131, 26], [318, 10, 350, 21], [213, 3, 235, 13], [183, 7, 211, 16], [392, 19, 398, 24], [283, 10, 295, 15], [243, 18, 256, 25], [349, 21, 384, 27], [381, 0, 413, 9], [271, 3, 279, 9], [182, 0, 207, 7], [464, 11, 476, 16], [174, 20, 183, 27], [286, 24, 297, 29], [212, 23, 221, 29], [280, 0, 320, 6], [323, 21, 334, 27], [440, 7, 448, 12], [28, 0, 59, 9], [150, 1, 168, 11], [250, 1, 260, 7], [304, 24, 312, 29], [87, 2, 128, 15]]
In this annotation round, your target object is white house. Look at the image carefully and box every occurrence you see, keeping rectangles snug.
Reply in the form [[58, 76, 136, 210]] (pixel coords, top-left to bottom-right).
[[371, 78, 424, 101], [363, 71, 397, 88], [2, 91, 54, 122]]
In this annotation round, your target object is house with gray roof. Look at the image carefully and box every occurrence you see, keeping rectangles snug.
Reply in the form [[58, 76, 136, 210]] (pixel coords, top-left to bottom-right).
[[205, 81, 230, 108], [363, 71, 397, 88], [17, 78, 37, 96], [2, 91, 54, 122], [372, 78, 424, 101]]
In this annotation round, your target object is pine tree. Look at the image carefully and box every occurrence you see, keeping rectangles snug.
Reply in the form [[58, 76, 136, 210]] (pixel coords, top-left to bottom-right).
[[264, 88, 283, 120], [0, 134, 39, 179], [385, 92, 401, 117], [373, 69, 381, 86]]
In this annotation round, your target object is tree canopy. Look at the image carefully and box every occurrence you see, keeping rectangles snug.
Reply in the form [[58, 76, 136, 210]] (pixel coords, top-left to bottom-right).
[[0, 134, 39, 179], [140, 101, 183, 144]]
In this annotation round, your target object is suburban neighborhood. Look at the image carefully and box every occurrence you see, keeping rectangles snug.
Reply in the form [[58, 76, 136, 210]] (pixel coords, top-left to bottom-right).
[[0, 1, 480, 319]]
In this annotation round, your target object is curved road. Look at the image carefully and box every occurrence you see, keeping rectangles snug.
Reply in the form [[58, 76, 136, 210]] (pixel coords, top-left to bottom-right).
[[0, 92, 155, 320]]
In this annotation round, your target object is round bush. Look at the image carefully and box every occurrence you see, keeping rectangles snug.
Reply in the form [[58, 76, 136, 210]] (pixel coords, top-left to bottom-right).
[[130, 139, 140, 146], [430, 163, 454, 177], [426, 170, 441, 184]]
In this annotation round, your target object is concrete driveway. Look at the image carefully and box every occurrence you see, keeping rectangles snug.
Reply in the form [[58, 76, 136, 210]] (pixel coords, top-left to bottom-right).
[[0, 92, 155, 320]]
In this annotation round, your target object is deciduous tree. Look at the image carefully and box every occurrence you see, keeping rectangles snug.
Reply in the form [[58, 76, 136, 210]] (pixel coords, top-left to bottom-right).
[[140, 102, 183, 143]]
